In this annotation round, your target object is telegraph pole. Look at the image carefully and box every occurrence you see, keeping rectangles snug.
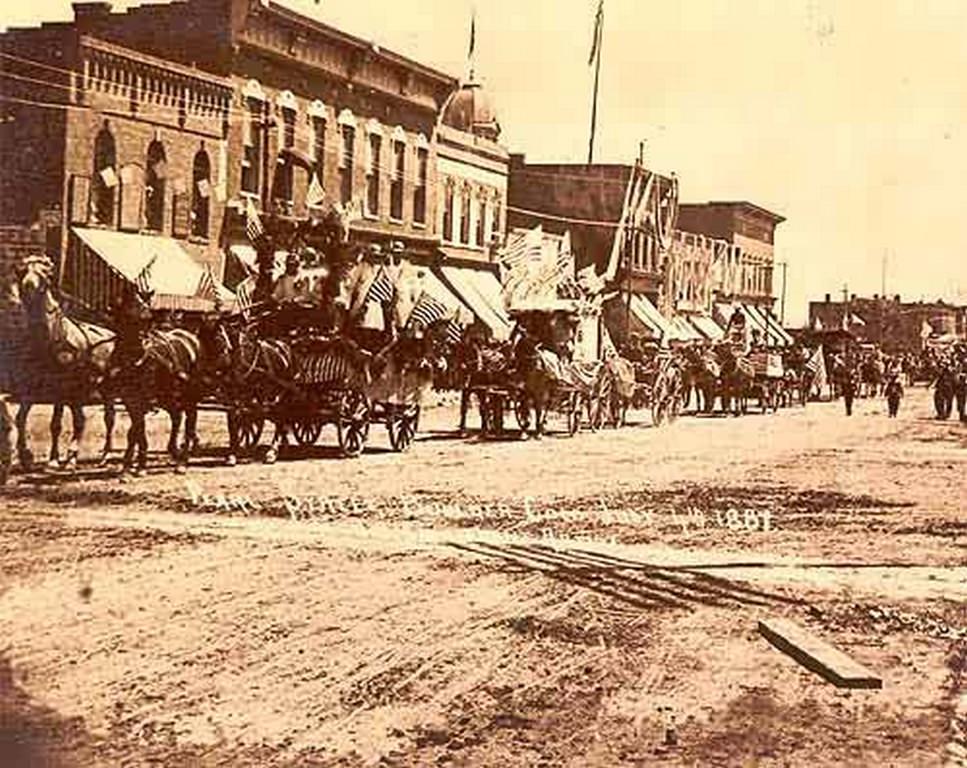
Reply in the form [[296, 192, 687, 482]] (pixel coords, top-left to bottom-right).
[[778, 261, 788, 324]]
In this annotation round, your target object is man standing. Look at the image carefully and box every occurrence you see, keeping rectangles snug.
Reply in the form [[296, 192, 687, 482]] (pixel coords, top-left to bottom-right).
[[842, 366, 857, 416], [884, 374, 903, 418]]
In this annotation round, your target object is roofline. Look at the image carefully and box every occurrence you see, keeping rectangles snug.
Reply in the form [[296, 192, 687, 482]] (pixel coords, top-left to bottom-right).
[[680, 200, 786, 224], [264, 1, 457, 89], [79, 34, 234, 89]]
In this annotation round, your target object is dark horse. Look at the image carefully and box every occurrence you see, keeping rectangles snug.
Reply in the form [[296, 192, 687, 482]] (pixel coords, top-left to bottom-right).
[[932, 363, 960, 421], [10, 258, 116, 471], [108, 288, 204, 475], [681, 344, 720, 413], [715, 344, 754, 416]]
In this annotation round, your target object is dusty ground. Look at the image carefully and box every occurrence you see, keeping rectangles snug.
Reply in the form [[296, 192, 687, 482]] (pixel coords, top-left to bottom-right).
[[0, 387, 964, 767]]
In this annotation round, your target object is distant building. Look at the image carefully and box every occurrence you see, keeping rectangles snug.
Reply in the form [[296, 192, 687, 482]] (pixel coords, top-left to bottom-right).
[[808, 294, 966, 353]]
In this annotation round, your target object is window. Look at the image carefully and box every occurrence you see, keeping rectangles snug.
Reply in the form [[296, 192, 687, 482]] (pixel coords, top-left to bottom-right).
[[339, 124, 355, 205], [145, 140, 166, 232], [92, 125, 117, 226], [475, 197, 486, 247], [310, 115, 325, 179], [191, 149, 211, 238], [366, 132, 381, 216], [241, 97, 262, 196], [390, 140, 404, 221], [460, 186, 471, 244], [273, 106, 296, 205], [413, 146, 428, 225], [492, 200, 501, 243], [442, 182, 454, 242]]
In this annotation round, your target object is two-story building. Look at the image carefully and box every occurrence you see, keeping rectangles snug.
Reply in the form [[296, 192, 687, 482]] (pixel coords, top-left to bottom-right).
[[676, 201, 791, 346], [507, 157, 691, 345]]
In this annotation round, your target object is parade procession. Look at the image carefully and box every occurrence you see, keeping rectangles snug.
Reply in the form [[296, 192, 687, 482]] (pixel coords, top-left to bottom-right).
[[0, 2, 964, 767]]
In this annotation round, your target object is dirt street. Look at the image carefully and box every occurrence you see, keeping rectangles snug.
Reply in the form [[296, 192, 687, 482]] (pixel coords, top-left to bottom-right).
[[0, 387, 964, 767]]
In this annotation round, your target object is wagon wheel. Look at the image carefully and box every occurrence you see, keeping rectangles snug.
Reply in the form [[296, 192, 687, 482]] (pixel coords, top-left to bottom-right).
[[512, 392, 531, 433], [388, 405, 420, 453], [336, 390, 370, 458], [566, 392, 581, 436], [666, 387, 682, 424], [292, 416, 324, 446], [234, 410, 264, 449]]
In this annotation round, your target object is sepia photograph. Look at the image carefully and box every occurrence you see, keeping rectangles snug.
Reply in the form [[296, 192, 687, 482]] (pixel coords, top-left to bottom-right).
[[0, 0, 964, 765]]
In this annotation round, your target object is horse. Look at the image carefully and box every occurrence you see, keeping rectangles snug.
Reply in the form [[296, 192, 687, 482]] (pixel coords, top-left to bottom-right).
[[9, 259, 116, 471], [107, 288, 203, 475], [860, 355, 885, 398], [932, 363, 959, 421], [714, 344, 754, 416], [680, 344, 720, 413]]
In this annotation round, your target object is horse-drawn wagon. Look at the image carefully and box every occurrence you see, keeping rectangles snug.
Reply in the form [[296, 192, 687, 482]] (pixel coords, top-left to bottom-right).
[[746, 350, 784, 413], [600, 341, 685, 427]]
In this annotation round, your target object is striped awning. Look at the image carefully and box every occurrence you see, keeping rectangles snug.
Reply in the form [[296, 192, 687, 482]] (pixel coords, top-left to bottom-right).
[[629, 294, 673, 341], [689, 314, 725, 341], [438, 264, 513, 340]]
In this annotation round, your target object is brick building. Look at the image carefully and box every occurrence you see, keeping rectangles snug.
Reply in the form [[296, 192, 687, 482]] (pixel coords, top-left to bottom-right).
[[809, 294, 966, 353], [675, 201, 790, 347], [507, 158, 693, 344], [2, 0, 502, 325]]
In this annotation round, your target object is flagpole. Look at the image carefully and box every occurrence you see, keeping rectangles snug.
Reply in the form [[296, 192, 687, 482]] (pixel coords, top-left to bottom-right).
[[588, 1, 603, 165]]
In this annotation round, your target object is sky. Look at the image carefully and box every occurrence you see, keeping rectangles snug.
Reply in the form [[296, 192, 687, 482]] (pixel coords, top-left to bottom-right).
[[3, 0, 967, 325]]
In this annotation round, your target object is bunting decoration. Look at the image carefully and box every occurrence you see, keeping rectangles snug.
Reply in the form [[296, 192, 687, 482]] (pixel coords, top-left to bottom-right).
[[306, 172, 326, 209], [195, 265, 218, 301], [245, 196, 266, 244]]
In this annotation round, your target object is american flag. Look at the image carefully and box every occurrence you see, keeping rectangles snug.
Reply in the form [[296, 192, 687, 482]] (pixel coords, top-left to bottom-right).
[[498, 227, 542, 271], [134, 255, 157, 295], [365, 267, 395, 305], [804, 345, 827, 395], [235, 277, 255, 315], [306, 172, 326, 209], [196, 265, 218, 301], [408, 291, 450, 331], [245, 197, 266, 244], [443, 318, 465, 347]]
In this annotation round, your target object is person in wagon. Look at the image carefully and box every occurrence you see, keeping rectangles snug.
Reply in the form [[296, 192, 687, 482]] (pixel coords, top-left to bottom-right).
[[272, 252, 302, 304]]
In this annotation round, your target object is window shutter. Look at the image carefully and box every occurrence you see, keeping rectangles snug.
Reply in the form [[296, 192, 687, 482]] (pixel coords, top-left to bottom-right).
[[172, 193, 191, 238], [119, 165, 144, 232], [69, 175, 91, 224]]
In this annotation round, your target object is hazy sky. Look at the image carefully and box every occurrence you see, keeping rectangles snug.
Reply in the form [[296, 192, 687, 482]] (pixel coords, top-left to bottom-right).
[[4, 0, 966, 323]]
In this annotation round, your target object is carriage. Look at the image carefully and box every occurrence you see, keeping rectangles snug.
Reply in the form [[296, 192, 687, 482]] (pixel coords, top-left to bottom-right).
[[603, 345, 685, 427], [746, 350, 784, 413]]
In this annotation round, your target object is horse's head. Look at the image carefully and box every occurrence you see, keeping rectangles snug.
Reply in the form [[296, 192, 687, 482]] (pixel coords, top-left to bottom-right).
[[17, 256, 55, 319], [197, 314, 237, 373]]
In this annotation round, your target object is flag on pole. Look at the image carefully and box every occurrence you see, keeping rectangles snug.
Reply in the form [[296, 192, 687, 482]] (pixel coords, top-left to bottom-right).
[[235, 276, 255, 315], [588, 0, 604, 66], [195, 265, 218, 300], [134, 254, 157, 295], [245, 197, 265, 244], [408, 291, 451, 331], [365, 267, 395, 305], [306, 172, 326, 209], [805, 345, 827, 396]]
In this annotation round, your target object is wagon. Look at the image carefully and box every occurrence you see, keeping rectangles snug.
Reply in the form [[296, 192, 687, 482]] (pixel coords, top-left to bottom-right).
[[746, 350, 784, 413], [607, 349, 684, 427]]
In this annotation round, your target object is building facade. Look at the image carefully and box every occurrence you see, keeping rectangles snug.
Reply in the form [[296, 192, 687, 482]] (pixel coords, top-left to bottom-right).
[[809, 294, 966, 353]]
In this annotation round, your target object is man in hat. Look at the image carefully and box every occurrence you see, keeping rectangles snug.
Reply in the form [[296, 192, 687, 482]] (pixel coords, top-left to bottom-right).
[[272, 252, 303, 304]]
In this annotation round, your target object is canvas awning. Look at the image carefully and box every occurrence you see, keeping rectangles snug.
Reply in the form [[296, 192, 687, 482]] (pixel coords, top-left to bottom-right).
[[668, 315, 703, 343], [689, 314, 725, 341], [629, 294, 673, 340], [438, 264, 513, 340], [762, 311, 794, 346], [68, 227, 232, 312]]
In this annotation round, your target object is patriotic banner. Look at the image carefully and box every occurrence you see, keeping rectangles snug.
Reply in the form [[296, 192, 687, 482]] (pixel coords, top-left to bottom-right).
[[805, 345, 827, 396], [235, 276, 255, 314]]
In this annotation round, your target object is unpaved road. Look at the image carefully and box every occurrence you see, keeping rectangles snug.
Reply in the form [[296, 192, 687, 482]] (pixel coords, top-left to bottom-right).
[[1, 387, 964, 767]]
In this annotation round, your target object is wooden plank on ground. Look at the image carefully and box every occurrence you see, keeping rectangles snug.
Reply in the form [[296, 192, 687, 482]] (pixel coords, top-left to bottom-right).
[[759, 617, 882, 689]]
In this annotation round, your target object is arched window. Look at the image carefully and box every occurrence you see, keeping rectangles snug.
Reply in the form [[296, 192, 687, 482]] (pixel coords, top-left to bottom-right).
[[191, 149, 211, 238], [92, 125, 117, 226], [145, 140, 166, 232]]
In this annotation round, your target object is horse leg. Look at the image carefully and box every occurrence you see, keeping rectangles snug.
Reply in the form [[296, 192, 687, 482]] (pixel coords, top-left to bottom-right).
[[167, 409, 182, 460], [121, 402, 138, 475], [48, 402, 65, 468], [15, 401, 34, 470], [458, 387, 470, 435], [265, 418, 285, 464], [226, 407, 239, 467], [135, 410, 149, 476], [64, 403, 85, 471], [0, 397, 12, 485], [175, 405, 198, 474], [99, 400, 115, 465]]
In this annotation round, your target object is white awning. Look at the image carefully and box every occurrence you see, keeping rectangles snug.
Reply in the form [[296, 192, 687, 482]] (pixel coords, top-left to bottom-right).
[[70, 228, 233, 310], [629, 294, 673, 341], [438, 265, 513, 340], [668, 315, 703, 343], [689, 314, 725, 341], [762, 311, 794, 346]]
